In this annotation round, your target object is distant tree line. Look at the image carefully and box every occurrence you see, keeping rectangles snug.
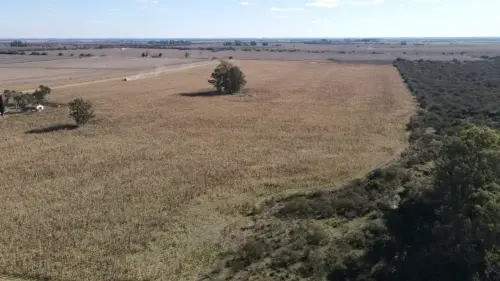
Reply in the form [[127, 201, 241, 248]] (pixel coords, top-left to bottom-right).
[[147, 40, 192, 46], [223, 41, 266, 47], [10, 40, 28, 47]]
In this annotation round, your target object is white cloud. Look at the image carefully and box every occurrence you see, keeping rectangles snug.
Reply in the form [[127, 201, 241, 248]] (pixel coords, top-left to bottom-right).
[[270, 7, 305, 11], [240, 1, 250, 6], [355, 0, 384, 5], [306, 0, 341, 8]]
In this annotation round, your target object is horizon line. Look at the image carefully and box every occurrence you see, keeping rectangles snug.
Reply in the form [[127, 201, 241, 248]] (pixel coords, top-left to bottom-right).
[[2, 36, 500, 40]]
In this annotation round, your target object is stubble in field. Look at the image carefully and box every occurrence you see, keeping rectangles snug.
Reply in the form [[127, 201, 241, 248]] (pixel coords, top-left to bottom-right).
[[0, 60, 414, 281]]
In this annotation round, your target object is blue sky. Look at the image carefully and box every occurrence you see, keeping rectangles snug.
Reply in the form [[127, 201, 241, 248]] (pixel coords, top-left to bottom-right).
[[0, 0, 498, 38]]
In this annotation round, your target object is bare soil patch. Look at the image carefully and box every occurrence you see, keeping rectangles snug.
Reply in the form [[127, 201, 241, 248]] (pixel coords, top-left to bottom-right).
[[0, 60, 414, 281]]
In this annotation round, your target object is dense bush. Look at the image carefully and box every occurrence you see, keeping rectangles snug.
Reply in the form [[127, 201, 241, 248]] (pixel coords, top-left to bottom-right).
[[208, 60, 246, 95], [394, 58, 500, 133], [69, 98, 95, 126]]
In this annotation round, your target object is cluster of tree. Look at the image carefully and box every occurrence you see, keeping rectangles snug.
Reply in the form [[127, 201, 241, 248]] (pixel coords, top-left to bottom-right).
[[79, 53, 93, 58], [207, 57, 500, 281], [1, 85, 95, 126], [2, 85, 51, 112], [10, 40, 28, 47]]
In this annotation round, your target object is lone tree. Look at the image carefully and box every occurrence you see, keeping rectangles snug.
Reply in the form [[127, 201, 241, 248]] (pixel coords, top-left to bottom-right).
[[69, 98, 95, 126], [32, 85, 51, 104], [208, 60, 246, 95], [184, 51, 190, 58]]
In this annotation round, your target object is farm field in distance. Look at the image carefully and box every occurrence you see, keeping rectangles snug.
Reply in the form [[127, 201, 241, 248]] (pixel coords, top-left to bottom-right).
[[0, 59, 414, 281]]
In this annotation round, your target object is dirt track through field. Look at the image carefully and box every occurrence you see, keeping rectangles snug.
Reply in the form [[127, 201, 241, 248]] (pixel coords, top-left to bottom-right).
[[19, 60, 216, 92]]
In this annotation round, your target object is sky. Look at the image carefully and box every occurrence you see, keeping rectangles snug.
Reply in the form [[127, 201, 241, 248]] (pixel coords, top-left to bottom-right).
[[0, 0, 498, 38]]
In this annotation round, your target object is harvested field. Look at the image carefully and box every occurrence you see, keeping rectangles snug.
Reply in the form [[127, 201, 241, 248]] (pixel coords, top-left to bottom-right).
[[0, 55, 205, 90], [0, 60, 414, 281]]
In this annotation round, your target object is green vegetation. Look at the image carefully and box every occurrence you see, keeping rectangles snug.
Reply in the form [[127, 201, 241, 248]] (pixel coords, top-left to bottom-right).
[[2, 85, 52, 112], [208, 60, 246, 95], [32, 85, 52, 103], [207, 58, 500, 281], [69, 98, 95, 126]]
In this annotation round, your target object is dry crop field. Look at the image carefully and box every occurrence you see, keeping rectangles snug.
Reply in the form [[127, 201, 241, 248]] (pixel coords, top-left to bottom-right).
[[0, 54, 205, 90], [0, 60, 414, 281]]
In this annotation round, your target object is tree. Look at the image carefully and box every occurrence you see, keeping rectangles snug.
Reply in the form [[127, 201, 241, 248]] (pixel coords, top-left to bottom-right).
[[3, 90, 12, 106], [58, 53, 63, 56], [9, 92, 33, 111], [262, 42, 269, 46], [208, 60, 246, 95], [20, 93, 33, 110], [250, 41, 257, 46], [32, 85, 51, 104], [69, 98, 95, 126], [12, 93, 23, 111], [184, 52, 190, 58], [159, 53, 162, 57]]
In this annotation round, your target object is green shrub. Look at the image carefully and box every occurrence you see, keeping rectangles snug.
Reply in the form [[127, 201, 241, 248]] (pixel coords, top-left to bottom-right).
[[208, 60, 246, 95], [69, 98, 95, 126], [32, 85, 51, 103]]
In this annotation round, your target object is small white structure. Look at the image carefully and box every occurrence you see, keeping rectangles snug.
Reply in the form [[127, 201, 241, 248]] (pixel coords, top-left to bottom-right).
[[36, 104, 45, 112]]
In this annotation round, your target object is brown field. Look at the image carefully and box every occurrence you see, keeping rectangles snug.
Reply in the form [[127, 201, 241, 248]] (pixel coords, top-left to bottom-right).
[[0, 55, 206, 90], [0, 60, 414, 281]]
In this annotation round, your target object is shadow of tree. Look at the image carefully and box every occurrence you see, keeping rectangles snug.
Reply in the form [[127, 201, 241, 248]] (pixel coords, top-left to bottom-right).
[[25, 124, 78, 134], [179, 91, 222, 97]]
